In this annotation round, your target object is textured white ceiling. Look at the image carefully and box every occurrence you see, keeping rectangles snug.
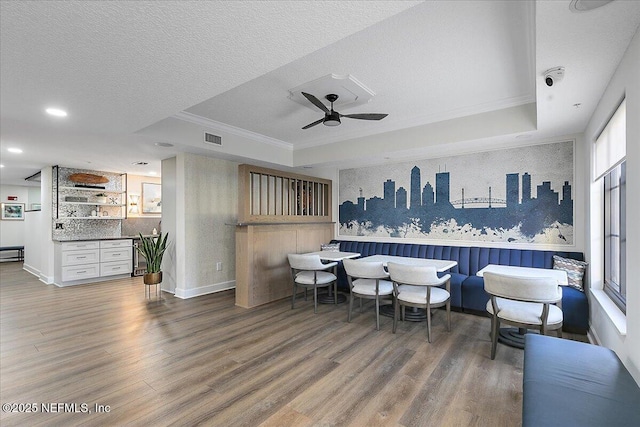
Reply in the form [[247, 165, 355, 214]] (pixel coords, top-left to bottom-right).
[[1, 1, 639, 186], [183, 1, 536, 149]]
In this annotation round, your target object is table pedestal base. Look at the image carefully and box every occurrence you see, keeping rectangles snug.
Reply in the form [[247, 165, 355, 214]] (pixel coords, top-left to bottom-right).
[[317, 290, 347, 304], [379, 305, 428, 321], [497, 327, 538, 349]]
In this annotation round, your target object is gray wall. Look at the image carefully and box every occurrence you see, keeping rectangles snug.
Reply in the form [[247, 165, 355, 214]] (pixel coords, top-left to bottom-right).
[[163, 153, 238, 298]]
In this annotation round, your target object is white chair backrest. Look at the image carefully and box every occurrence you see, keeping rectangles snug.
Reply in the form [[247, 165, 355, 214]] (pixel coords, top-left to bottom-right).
[[287, 254, 325, 270], [387, 262, 440, 286], [343, 259, 388, 279], [483, 272, 561, 303]]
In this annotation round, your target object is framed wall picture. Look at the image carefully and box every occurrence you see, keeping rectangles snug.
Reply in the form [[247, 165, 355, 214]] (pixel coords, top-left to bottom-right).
[[142, 183, 162, 214], [1, 203, 25, 220]]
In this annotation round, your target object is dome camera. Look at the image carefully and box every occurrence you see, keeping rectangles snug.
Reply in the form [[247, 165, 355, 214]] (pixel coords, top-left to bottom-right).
[[544, 67, 565, 87]]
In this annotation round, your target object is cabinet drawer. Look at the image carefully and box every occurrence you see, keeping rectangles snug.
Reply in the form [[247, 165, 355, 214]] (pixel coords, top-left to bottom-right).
[[100, 260, 131, 277], [61, 249, 100, 266], [100, 239, 132, 249], [100, 247, 132, 262], [62, 264, 100, 281], [62, 241, 99, 251]]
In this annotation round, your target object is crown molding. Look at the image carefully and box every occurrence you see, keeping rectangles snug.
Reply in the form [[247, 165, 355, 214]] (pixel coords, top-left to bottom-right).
[[294, 94, 536, 150], [173, 111, 293, 151]]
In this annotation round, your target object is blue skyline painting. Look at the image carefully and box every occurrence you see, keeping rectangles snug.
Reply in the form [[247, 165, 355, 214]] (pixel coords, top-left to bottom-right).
[[338, 141, 574, 244]]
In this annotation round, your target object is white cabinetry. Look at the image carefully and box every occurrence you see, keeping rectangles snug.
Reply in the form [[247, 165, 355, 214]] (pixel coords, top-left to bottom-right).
[[99, 240, 132, 277], [54, 239, 132, 286]]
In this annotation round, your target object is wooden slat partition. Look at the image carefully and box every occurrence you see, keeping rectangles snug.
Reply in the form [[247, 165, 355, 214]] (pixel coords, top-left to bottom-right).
[[236, 165, 334, 308], [238, 164, 332, 224]]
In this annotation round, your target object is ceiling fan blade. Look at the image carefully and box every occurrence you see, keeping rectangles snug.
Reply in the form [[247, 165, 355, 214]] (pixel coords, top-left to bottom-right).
[[301, 92, 330, 114], [341, 113, 389, 120], [302, 118, 324, 129]]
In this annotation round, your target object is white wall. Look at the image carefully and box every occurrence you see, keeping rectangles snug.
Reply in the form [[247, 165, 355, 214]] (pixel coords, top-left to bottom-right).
[[585, 27, 639, 382], [164, 153, 239, 299], [126, 174, 161, 218], [295, 103, 536, 167], [27, 186, 41, 209], [0, 185, 29, 260], [20, 167, 54, 283]]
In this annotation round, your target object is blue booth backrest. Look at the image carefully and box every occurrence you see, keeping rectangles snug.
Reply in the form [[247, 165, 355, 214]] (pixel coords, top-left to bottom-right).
[[332, 240, 584, 276]]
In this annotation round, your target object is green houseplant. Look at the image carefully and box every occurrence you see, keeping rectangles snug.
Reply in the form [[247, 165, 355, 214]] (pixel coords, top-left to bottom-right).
[[136, 232, 169, 285]]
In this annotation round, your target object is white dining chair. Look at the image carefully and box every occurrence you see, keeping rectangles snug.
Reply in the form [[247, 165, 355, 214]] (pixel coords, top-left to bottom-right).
[[387, 262, 451, 342], [483, 272, 563, 360], [287, 254, 337, 314], [343, 259, 393, 330]]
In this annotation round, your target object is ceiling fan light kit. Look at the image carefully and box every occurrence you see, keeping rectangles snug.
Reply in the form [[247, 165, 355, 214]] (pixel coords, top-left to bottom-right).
[[324, 114, 341, 126], [301, 92, 388, 129]]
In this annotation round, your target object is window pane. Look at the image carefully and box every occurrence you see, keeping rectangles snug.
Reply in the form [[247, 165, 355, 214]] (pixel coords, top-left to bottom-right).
[[603, 161, 626, 311]]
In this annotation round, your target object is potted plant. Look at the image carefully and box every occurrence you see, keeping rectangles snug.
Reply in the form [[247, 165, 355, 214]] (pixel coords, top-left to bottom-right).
[[136, 232, 169, 286], [95, 193, 108, 204]]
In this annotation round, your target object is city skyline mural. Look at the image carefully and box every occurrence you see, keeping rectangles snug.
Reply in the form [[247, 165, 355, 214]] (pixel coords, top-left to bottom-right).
[[339, 140, 574, 244]]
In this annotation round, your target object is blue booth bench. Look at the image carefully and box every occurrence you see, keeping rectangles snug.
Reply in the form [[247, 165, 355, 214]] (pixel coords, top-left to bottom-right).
[[523, 334, 640, 426], [330, 239, 588, 334]]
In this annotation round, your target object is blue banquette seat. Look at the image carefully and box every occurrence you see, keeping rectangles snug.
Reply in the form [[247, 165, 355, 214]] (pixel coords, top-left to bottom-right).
[[330, 240, 588, 334]]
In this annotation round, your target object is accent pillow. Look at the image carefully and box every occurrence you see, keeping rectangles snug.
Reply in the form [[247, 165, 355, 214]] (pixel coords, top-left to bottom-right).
[[321, 243, 340, 252], [553, 255, 588, 292]]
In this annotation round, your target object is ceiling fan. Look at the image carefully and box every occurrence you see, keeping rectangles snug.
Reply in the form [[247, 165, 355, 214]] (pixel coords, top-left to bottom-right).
[[301, 92, 388, 129]]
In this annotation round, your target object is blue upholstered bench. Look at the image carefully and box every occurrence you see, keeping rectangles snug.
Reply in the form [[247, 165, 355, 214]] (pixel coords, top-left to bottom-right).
[[523, 334, 640, 426], [330, 240, 588, 334]]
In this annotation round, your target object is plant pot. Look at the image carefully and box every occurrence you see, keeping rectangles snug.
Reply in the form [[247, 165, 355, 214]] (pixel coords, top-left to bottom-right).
[[143, 271, 162, 285]]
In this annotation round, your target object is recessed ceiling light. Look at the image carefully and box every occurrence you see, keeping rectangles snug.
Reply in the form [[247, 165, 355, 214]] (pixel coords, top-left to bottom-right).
[[155, 142, 174, 147], [8, 147, 23, 153], [132, 161, 149, 165], [148, 171, 157, 176], [0, 164, 4, 168], [45, 108, 68, 117]]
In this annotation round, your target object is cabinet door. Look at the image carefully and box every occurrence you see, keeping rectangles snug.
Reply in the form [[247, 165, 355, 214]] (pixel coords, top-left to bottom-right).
[[100, 260, 131, 277], [61, 249, 100, 266], [62, 241, 100, 251], [100, 247, 132, 262], [62, 264, 100, 281], [100, 239, 132, 249]]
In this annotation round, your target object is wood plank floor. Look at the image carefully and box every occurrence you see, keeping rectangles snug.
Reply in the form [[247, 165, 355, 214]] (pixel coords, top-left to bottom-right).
[[0, 262, 586, 426]]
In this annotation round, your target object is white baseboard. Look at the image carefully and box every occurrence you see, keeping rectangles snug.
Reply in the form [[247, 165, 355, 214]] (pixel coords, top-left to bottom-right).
[[23, 263, 39, 278], [22, 264, 54, 285], [174, 280, 235, 299]]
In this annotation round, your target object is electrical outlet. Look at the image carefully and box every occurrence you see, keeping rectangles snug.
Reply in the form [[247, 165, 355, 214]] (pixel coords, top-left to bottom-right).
[[216, 262, 223, 271]]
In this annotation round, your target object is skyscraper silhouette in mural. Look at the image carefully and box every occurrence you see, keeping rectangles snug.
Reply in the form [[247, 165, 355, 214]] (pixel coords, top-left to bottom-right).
[[339, 166, 573, 240]]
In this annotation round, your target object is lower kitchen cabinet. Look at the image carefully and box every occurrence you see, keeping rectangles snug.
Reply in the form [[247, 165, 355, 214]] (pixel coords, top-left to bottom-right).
[[54, 239, 132, 286]]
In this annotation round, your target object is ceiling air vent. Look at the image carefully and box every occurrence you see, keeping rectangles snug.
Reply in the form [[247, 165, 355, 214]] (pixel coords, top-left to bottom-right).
[[204, 132, 222, 146]]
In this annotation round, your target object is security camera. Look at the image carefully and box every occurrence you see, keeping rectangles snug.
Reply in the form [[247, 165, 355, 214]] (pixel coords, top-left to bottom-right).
[[544, 67, 565, 87]]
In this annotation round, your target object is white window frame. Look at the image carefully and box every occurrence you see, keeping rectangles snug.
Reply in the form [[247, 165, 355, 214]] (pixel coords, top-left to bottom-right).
[[595, 98, 626, 313]]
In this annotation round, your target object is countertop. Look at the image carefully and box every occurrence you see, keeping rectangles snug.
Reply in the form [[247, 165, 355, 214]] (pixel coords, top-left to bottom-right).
[[54, 235, 158, 242]]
